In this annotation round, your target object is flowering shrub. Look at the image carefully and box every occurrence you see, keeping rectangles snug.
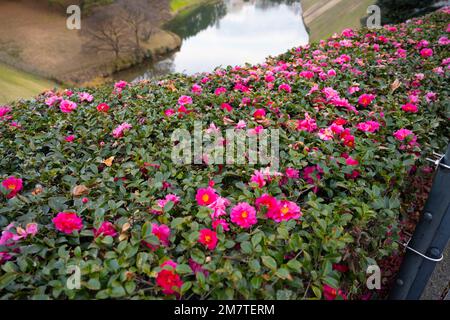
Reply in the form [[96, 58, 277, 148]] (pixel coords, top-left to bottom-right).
[[0, 9, 449, 300]]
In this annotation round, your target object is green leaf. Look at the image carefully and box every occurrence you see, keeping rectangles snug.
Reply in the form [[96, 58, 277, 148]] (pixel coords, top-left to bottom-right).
[[251, 232, 263, 247], [86, 278, 101, 290], [261, 256, 277, 270], [176, 264, 193, 274], [287, 259, 302, 272], [275, 268, 291, 279], [241, 241, 252, 254], [0, 273, 17, 289]]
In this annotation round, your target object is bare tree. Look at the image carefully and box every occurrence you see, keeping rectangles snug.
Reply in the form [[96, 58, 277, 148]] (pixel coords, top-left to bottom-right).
[[116, 0, 171, 57], [82, 5, 133, 61]]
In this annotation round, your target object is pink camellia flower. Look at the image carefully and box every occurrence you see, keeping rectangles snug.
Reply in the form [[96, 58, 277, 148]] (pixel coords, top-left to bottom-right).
[[278, 83, 292, 93], [60, 100, 77, 113], [401, 103, 419, 113], [230, 202, 257, 229], [323, 284, 347, 300], [248, 125, 264, 136], [345, 156, 359, 166], [0, 106, 11, 118], [348, 85, 360, 94], [150, 223, 170, 247], [112, 122, 132, 138], [12, 223, 39, 241], [318, 128, 334, 141], [45, 95, 61, 107], [285, 168, 299, 179], [297, 112, 317, 132], [221, 103, 233, 112], [425, 92, 437, 102], [250, 169, 266, 188], [154, 193, 180, 214], [52, 212, 83, 234], [253, 108, 266, 119], [114, 80, 128, 91], [208, 196, 230, 220], [178, 95, 193, 105], [65, 135, 75, 143], [212, 219, 230, 231], [393, 128, 414, 141], [161, 259, 177, 269], [420, 48, 433, 58], [97, 103, 110, 112], [198, 229, 218, 250], [265, 73, 275, 82], [1, 176, 23, 199], [164, 108, 175, 116], [196, 187, 218, 206], [299, 70, 314, 79], [191, 84, 202, 95], [357, 120, 380, 133], [255, 194, 279, 215], [268, 200, 302, 223], [93, 221, 117, 238], [358, 94, 375, 107], [341, 28, 355, 38], [235, 120, 247, 129], [214, 87, 227, 95], [78, 92, 93, 102]]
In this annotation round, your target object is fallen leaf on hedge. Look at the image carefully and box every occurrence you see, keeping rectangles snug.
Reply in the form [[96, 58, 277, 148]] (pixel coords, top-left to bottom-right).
[[122, 222, 131, 232], [31, 185, 44, 196], [72, 185, 90, 196], [391, 79, 401, 92], [119, 233, 128, 241], [102, 156, 115, 167]]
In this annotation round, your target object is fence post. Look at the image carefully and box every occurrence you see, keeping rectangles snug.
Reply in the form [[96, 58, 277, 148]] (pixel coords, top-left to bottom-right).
[[389, 144, 450, 299]]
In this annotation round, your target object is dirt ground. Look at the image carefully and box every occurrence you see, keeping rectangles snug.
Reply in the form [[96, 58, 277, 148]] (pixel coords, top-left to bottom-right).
[[0, 0, 180, 85]]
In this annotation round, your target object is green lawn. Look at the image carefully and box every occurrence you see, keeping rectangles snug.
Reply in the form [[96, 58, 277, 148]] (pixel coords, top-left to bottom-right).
[[0, 63, 57, 104], [302, 0, 377, 42], [170, 0, 206, 13]]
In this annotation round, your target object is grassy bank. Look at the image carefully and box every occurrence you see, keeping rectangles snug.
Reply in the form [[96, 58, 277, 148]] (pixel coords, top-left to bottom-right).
[[0, 63, 57, 104]]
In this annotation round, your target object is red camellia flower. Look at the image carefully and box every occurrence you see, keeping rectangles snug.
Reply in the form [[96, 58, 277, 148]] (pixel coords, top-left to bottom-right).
[[1, 176, 23, 199], [93, 221, 117, 238], [323, 284, 347, 300], [255, 194, 279, 215], [156, 264, 183, 295], [52, 212, 83, 234], [401, 103, 419, 113], [195, 187, 218, 206], [97, 103, 110, 112], [198, 228, 218, 250]]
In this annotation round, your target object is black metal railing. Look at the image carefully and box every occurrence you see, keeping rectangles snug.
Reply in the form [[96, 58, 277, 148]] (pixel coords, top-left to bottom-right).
[[390, 144, 450, 299]]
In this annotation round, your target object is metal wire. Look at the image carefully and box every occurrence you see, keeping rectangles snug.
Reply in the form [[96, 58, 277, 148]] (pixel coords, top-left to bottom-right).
[[397, 239, 444, 262]]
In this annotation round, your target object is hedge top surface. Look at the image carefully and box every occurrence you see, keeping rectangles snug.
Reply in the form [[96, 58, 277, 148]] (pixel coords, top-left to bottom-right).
[[0, 8, 449, 300]]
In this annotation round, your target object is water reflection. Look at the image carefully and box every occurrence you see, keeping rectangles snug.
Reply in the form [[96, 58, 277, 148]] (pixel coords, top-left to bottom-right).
[[121, 0, 308, 81]]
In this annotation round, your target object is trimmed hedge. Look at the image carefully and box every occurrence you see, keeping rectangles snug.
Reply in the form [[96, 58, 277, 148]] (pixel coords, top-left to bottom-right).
[[0, 8, 449, 300]]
